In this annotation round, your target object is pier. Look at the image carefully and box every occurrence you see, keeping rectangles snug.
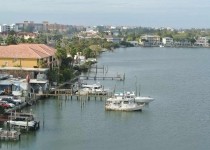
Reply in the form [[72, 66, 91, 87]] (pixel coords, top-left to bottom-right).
[[83, 64, 125, 81], [0, 128, 21, 141], [35, 88, 112, 101], [79, 74, 125, 81]]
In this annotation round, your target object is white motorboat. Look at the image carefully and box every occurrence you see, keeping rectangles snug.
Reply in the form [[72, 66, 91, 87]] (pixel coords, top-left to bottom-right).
[[81, 82, 102, 88], [7, 120, 37, 128], [79, 83, 108, 95], [76, 88, 91, 95], [6, 112, 40, 130], [105, 93, 145, 111], [135, 96, 154, 104]]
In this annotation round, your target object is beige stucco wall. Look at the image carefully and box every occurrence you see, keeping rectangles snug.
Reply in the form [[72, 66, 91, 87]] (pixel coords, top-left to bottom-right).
[[0, 58, 38, 68]]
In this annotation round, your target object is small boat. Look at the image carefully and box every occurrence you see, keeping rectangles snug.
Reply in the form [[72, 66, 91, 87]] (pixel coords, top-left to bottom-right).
[[79, 83, 108, 95], [7, 120, 37, 128], [6, 112, 40, 130], [105, 92, 145, 111], [81, 83, 101, 89]]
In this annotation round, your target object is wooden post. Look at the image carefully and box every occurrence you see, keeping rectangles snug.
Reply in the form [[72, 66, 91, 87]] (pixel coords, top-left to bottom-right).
[[43, 112, 45, 128], [26, 119, 29, 132]]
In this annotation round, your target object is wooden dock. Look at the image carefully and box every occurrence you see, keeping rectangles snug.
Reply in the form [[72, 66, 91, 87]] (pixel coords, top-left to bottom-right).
[[79, 74, 125, 81], [0, 129, 21, 141], [36, 88, 112, 101]]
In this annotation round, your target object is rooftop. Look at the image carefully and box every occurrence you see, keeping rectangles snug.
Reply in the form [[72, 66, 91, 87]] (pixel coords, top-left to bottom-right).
[[0, 44, 56, 59]]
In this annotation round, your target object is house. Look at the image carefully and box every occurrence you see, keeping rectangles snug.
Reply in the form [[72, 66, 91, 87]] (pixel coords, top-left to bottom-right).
[[173, 40, 192, 47], [0, 44, 57, 68], [0, 44, 57, 79], [105, 36, 122, 43], [140, 35, 161, 47], [162, 37, 173, 46], [195, 36, 210, 47], [17, 32, 38, 40]]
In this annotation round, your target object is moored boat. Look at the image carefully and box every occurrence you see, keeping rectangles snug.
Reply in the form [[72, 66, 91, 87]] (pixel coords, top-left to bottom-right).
[[77, 82, 109, 95], [105, 92, 145, 111], [6, 112, 40, 130]]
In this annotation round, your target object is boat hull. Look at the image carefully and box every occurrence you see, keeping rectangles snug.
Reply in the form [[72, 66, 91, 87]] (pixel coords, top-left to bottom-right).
[[7, 120, 39, 130], [105, 104, 144, 111]]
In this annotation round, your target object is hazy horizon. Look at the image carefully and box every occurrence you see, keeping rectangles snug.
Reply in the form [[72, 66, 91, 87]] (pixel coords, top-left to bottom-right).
[[1, 0, 210, 28]]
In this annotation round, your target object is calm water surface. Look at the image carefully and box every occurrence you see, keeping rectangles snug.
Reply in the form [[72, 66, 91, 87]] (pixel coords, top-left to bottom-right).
[[1, 47, 210, 150]]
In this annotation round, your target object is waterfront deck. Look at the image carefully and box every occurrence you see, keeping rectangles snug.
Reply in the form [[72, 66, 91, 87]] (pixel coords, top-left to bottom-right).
[[0, 129, 21, 141]]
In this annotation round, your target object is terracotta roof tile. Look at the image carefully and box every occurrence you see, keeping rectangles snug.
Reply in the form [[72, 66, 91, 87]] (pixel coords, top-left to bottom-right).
[[0, 44, 56, 59]]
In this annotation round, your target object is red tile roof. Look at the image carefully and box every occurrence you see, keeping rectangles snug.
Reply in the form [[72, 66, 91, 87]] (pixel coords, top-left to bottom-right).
[[0, 44, 56, 59]]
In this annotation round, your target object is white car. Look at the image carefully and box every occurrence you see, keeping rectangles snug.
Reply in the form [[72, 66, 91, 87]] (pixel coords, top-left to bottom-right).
[[12, 97, 22, 104]]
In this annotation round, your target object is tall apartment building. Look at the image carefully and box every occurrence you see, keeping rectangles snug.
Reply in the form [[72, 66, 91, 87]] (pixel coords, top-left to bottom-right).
[[0, 24, 10, 33]]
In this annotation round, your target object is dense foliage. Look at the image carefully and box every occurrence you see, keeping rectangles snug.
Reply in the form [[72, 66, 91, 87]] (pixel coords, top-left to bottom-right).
[[0, 106, 5, 115]]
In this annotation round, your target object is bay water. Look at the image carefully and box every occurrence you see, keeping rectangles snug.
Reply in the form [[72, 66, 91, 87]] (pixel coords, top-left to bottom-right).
[[1, 47, 210, 150]]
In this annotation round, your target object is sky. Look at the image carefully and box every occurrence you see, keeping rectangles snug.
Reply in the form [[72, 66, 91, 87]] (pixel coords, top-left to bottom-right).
[[1, 0, 210, 28]]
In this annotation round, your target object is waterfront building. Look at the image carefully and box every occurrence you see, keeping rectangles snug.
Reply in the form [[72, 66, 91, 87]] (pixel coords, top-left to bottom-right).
[[0, 44, 57, 68], [195, 36, 210, 47], [0, 44, 58, 79], [162, 37, 173, 46], [173, 40, 192, 47], [105, 36, 122, 43], [139, 35, 161, 47]]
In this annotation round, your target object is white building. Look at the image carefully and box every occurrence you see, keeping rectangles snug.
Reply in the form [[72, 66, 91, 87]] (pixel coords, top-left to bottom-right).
[[106, 36, 122, 43], [195, 37, 210, 47], [0, 24, 18, 33], [162, 37, 173, 46], [140, 35, 161, 46], [2, 24, 10, 32], [10, 24, 19, 32]]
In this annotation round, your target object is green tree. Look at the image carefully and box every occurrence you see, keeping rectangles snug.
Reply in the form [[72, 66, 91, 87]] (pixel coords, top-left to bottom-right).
[[27, 38, 34, 43], [59, 68, 74, 82], [35, 34, 47, 44], [47, 69, 59, 83], [19, 36, 26, 43], [0, 37, 3, 42], [83, 48, 93, 58], [5, 35, 17, 45], [190, 38, 196, 45]]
